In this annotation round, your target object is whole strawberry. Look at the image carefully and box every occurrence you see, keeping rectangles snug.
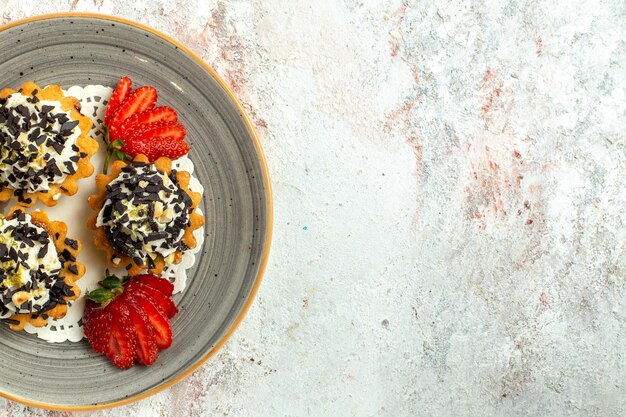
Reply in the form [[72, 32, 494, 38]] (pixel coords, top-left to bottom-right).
[[83, 273, 178, 369]]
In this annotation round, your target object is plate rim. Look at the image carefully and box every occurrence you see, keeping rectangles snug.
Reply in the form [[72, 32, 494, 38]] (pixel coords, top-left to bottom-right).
[[0, 12, 273, 411]]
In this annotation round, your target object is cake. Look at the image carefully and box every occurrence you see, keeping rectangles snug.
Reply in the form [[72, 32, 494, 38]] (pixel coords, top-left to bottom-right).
[[0, 207, 84, 331], [0, 81, 98, 206], [88, 155, 203, 275]]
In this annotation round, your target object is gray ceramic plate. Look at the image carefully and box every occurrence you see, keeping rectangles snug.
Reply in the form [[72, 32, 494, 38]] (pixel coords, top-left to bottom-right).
[[0, 13, 272, 410]]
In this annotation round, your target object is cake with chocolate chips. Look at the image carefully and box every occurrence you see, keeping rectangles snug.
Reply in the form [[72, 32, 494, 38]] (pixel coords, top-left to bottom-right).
[[0, 207, 84, 331], [88, 155, 203, 275], [0, 81, 98, 207]]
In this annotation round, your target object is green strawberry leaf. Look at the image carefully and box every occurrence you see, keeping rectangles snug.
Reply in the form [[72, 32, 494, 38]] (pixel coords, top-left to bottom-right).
[[87, 288, 115, 303], [111, 139, 125, 149], [100, 276, 123, 289]]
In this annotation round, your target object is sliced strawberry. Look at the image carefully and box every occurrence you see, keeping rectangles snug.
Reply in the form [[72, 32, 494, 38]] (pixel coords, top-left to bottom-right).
[[124, 121, 186, 142], [105, 302, 136, 369], [121, 106, 178, 130], [83, 273, 178, 368], [134, 274, 174, 296], [126, 300, 158, 366], [129, 291, 172, 349], [104, 76, 132, 126], [121, 136, 190, 162], [128, 281, 178, 318], [100, 80, 192, 174], [109, 86, 157, 139], [83, 300, 112, 354]]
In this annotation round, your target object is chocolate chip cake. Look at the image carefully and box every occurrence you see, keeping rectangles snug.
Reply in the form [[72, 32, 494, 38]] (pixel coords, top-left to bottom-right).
[[0, 81, 98, 207], [88, 155, 203, 275], [0, 207, 83, 331]]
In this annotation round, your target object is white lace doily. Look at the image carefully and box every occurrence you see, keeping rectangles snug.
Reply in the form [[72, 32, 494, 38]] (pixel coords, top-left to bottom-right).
[[21, 85, 205, 343]]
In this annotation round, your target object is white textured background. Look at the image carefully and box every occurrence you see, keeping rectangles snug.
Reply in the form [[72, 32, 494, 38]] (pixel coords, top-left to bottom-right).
[[0, 0, 624, 416]]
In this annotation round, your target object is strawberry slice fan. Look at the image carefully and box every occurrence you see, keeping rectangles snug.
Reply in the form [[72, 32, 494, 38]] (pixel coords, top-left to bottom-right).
[[102, 76, 190, 172], [84, 274, 178, 369]]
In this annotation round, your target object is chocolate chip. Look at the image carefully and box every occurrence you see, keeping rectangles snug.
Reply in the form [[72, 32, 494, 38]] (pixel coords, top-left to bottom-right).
[[63, 161, 76, 175], [61, 249, 76, 263], [60, 120, 79, 132], [51, 141, 64, 154], [64, 238, 78, 250]]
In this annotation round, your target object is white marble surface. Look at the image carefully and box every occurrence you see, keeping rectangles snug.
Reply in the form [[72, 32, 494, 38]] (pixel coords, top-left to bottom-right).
[[0, 0, 625, 416]]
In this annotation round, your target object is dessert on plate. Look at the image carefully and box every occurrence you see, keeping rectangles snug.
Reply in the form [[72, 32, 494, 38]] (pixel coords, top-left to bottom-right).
[[0, 207, 84, 331], [80, 76, 201, 369], [88, 76, 201, 276], [0, 76, 201, 371], [0, 81, 98, 206], [88, 155, 203, 275]]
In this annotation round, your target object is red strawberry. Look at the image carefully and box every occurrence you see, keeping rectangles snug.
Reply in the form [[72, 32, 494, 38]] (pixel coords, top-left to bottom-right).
[[104, 76, 132, 126], [83, 302, 112, 354], [128, 291, 173, 350], [108, 86, 157, 139], [100, 78, 192, 174], [83, 274, 178, 369], [121, 106, 178, 130], [105, 302, 136, 369], [121, 136, 190, 162], [126, 301, 158, 366], [128, 281, 178, 318], [125, 121, 186, 142], [134, 274, 174, 296]]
